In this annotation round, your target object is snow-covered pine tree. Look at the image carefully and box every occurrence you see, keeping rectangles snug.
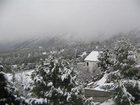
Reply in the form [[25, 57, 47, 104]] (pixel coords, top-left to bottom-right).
[[113, 38, 138, 79], [0, 63, 28, 105], [98, 49, 113, 73], [31, 58, 85, 105], [113, 39, 139, 105]]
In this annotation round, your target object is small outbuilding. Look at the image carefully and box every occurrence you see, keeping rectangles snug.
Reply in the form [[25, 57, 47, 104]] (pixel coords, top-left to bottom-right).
[[84, 51, 99, 73]]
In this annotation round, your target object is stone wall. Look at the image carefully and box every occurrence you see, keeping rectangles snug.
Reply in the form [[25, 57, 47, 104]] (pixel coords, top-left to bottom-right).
[[84, 88, 113, 103]]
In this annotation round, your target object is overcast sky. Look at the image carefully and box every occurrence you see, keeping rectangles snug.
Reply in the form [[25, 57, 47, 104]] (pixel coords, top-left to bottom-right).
[[0, 0, 140, 42]]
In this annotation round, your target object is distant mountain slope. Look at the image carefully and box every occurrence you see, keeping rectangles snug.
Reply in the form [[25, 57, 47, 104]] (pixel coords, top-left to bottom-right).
[[0, 42, 17, 52], [104, 30, 140, 48], [1, 30, 140, 53], [0, 35, 76, 52], [14, 36, 70, 50]]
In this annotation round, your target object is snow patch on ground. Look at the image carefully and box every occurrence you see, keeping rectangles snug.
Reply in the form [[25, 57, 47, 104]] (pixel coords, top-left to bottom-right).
[[101, 99, 114, 105], [89, 73, 114, 91], [6, 70, 34, 87], [95, 73, 108, 86]]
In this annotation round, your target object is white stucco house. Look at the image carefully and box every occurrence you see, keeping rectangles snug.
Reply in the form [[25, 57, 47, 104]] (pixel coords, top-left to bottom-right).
[[84, 51, 100, 73]]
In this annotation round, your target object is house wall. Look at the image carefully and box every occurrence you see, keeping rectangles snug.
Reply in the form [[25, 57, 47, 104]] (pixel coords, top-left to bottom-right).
[[85, 61, 99, 74]]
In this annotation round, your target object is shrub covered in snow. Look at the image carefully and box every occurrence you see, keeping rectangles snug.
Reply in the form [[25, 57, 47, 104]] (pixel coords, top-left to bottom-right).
[[98, 49, 113, 73], [96, 38, 140, 105], [31, 58, 85, 105], [113, 39, 140, 105], [113, 39, 139, 79], [0, 64, 28, 105]]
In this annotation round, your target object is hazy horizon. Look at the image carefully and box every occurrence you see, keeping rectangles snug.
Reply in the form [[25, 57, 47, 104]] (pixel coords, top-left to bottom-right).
[[0, 0, 140, 42]]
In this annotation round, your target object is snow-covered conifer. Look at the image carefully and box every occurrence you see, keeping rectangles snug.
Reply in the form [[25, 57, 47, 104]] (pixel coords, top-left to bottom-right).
[[113, 39, 140, 105], [113, 39, 139, 79], [0, 63, 28, 105], [98, 49, 113, 73], [31, 58, 85, 105]]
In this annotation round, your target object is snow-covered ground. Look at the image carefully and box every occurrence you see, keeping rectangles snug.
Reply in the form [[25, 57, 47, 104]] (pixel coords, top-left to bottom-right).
[[87, 73, 115, 91], [6, 70, 34, 89], [101, 99, 114, 105]]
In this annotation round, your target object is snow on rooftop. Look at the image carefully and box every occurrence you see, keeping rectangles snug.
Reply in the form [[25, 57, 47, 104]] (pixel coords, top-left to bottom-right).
[[84, 51, 99, 62]]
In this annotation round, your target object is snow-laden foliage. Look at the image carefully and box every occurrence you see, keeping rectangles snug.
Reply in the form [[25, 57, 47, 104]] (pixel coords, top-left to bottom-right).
[[96, 38, 140, 105], [0, 64, 28, 105], [113, 80, 140, 105], [112, 39, 139, 105], [31, 58, 85, 105], [98, 49, 113, 73], [84, 97, 95, 105], [113, 39, 139, 79], [25, 98, 48, 105], [114, 80, 135, 105], [6, 70, 34, 98]]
